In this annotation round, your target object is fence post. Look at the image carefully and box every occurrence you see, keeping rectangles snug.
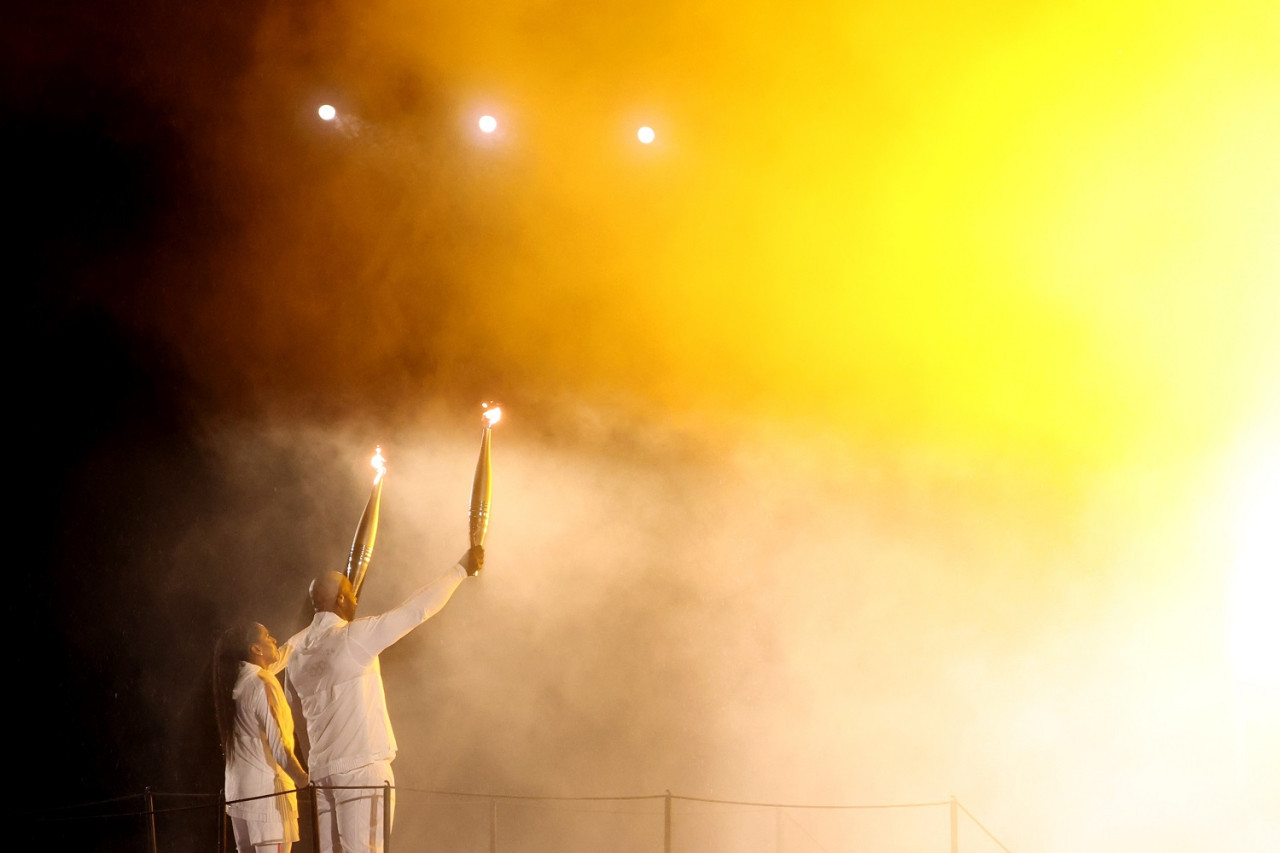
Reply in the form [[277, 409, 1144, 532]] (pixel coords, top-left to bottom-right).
[[144, 787, 158, 853], [310, 783, 321, 852], [383, 782, 393, 852], [490, 799, 498, 853], [950, 796, 959, 853], [664, 791, 672, 853]]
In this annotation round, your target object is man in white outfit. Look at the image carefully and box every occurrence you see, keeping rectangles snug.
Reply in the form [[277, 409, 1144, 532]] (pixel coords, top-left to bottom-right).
[[285, 546, 482, 853]]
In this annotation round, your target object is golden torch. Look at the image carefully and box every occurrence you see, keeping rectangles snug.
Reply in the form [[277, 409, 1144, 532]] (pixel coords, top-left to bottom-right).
[[469, 402, 502, 548], [346, 445, 387, 599]]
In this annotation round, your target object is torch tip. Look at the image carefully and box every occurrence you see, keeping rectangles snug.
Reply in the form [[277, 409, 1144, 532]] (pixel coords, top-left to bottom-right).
[[370, 446, 388, 483]]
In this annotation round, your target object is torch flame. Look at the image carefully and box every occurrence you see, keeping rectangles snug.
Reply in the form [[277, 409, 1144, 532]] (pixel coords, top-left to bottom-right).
[[371, 445, 387, 484], [481, 402, 503, 428]]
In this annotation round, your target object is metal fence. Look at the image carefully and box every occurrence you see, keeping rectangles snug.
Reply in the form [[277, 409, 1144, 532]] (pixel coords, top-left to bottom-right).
[[33, 787, 1013, 852]]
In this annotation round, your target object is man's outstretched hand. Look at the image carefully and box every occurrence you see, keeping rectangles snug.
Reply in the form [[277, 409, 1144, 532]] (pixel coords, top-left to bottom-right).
[[461, 546, 485, 577]]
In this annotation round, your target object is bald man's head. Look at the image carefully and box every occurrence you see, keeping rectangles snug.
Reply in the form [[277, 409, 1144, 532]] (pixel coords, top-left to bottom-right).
[[310, 570, 357, 621]]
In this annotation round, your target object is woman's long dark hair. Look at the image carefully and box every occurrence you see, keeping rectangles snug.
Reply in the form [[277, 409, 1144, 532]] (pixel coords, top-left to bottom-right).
[[212, 622, 257, 764]]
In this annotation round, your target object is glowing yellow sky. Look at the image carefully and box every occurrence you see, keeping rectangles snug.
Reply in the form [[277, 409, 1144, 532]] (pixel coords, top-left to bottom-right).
[[173, 0, 1278, 489]]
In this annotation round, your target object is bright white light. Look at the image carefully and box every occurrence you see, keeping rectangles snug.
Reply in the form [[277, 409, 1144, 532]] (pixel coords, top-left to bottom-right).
[[1228, 447, 1280, 682], [478, 115, 498, 134], [637, 126, 656, 144], [318, 104, 337, 121]]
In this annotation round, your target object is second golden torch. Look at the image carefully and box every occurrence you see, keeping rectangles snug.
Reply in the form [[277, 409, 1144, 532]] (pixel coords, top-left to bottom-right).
[[346, 445, 387, 599], [469, 402, 502, 548]]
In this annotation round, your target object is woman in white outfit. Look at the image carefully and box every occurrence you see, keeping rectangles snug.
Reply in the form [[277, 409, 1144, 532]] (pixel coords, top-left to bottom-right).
[[213, 621, 309, 853]]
